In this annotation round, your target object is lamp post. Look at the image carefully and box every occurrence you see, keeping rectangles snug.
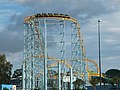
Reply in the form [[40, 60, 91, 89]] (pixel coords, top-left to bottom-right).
[[98, 20, 102, 90]]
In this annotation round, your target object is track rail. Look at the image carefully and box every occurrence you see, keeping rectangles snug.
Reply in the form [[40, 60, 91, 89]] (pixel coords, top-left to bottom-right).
[[25, 13, 77, 23]]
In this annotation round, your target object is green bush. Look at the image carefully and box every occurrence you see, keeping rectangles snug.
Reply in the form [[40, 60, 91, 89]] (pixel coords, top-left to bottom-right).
[[3, 87, 9, 90], [81, 88, 86, 90], [52, 87, 58, 90], [34, 88, 41, 90], [74, 88, 86, 90]]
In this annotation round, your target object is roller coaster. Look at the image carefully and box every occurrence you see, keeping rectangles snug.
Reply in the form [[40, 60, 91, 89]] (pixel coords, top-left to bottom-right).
[[22, 13, 100, 90]]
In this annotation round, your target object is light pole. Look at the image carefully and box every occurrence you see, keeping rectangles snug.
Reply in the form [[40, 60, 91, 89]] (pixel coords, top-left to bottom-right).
[[98, 20, 102, 90]]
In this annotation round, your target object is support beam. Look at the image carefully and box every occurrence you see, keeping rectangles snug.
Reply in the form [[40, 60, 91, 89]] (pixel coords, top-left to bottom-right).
[[58, 61, 61, 90], [44, 19, 47, 90], [70, 68, 73, 90]]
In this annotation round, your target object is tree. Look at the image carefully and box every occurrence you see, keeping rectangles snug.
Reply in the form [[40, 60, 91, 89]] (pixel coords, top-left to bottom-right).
[[0, 54, 13, 84], [89, 78, 99, 90], [34, 88, 41, 90], [105, 69, 120, 89], [105, 69, 120, 78], [109, 77, 120, 90], [3, 87, 9, 90], [12, 68, 22, 78], [73, 78, 84, 90]]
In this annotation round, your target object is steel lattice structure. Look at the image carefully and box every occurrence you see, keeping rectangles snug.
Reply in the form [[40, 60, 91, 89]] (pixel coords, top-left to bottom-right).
[[22, 13, 89, 90]]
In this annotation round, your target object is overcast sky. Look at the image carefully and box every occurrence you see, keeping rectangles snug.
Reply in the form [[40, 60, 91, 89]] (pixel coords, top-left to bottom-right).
[[0, 0, 120, 73]]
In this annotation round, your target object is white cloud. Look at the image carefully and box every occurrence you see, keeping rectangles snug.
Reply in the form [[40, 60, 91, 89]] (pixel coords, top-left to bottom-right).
[[11, 0, 49, 4], [102, 56, 120, 72], [106, 28, 120, 33], [0, 9, 14, 13], [1, 0, 120, 73], [12, 0, 27, 3], [0, 10, 15, 17], [78, 14, 88, 19], [81, 10, 120, 72], [102, 38, 118, 45], [6, 51, 23, 71], [0, 25, 5, 32]]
